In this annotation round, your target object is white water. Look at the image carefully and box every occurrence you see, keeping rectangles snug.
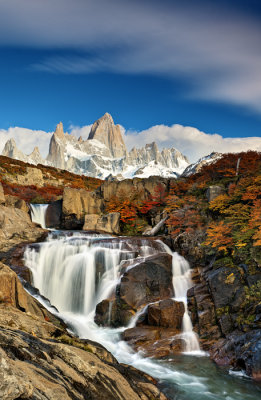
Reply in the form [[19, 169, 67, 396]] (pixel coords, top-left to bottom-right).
[[172, 252, 201, 353], [23, 232, 260, 400], [30, 204, 49, 229]]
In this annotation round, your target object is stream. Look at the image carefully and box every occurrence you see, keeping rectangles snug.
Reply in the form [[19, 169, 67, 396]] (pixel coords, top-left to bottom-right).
[[24, 206, 261, 399]]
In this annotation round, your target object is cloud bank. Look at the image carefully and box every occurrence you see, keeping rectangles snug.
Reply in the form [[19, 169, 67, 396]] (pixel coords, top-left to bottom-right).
[[1, 122, 261, 164], [0, 0, 261, 112], [124, 125, 261, 163], [0, 127, 52, 158]]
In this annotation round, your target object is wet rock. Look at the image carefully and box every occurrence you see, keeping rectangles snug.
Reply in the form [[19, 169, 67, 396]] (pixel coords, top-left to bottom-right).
[[210, 330, 261, 381], [122, 326, 182, 358], [147, 299, 185, 329], [95, 253, 174, 328], [95, 299, 118, 327], [45, 199, 62, 228], [119, 254, 174, 311]]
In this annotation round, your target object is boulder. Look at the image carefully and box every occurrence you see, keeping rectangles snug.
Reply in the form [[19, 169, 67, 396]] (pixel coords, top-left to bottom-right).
[[206, 185, 225, 202], [147, 299, 185, 329], [94, 299, 119, 327], [119, 254, 174, 311], [0, 182, 5, 204], [83, 212, 120, 234], [0, 205, 45, 254], [62, 187, 104, 229], [95, 253, 174, 328], [4, 194, 28, 213], [122, 326, 183, 358]]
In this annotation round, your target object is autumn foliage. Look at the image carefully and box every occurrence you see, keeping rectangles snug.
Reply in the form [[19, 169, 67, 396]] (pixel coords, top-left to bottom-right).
[[106, 183, 168, 233], [166, 151, 261, 258]]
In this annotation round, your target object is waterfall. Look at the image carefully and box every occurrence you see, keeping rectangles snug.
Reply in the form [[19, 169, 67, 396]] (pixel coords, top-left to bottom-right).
[[22, 232, 260, 400], [24, 234, 163, 315], [30, 204, 49, 229], [172, 252, 200, 353]]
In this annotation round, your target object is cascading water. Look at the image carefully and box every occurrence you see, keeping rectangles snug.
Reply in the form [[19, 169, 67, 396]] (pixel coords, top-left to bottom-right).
[[30, 204, 49, 229], [172, 252, 200, 353], [23, 232, 261, 400]]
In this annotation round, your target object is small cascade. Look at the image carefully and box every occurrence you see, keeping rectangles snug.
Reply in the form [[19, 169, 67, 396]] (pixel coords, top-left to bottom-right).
[[24, 234, 163, 315], [30, 204, 49, 229], [172, 252, 200, 353]]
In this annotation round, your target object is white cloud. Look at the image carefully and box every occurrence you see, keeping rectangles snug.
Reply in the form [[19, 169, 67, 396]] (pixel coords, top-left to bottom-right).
[[0, 0, 260, 112], [69, 125, 92, 140], [0, 127, 52, 158], [124, 125, 261, 163]]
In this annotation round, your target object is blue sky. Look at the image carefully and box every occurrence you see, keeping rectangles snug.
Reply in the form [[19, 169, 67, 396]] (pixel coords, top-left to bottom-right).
[[0, 0, 260, 160]]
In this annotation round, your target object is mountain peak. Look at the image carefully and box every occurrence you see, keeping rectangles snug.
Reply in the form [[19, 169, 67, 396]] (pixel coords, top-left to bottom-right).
[[88, 113, 127, 158], [54, 122, 64, 139]]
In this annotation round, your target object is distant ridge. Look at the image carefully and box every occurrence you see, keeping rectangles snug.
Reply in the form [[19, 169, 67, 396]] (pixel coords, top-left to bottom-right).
[[2, 113, 189, 180]]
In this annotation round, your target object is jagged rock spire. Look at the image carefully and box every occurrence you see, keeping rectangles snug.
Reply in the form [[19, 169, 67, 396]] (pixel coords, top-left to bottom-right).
[[54, 122, 65, 139], [88, 113, 127, 158]]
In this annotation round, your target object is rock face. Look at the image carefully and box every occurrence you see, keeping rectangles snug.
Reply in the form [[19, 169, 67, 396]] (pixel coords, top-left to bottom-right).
[[88, 113, 127, 158], [45, 200, 62, 229], [0, 328, 168, 400], [0, 263, 169, 400], [206, 185, 225, 202], [83, 212, 120, 234], [0, 205, 45, 254], [0, 262, 64, 337], [2, 113, 189, 180], [100, 176, 170, 202], [62, 187, 104, 229]]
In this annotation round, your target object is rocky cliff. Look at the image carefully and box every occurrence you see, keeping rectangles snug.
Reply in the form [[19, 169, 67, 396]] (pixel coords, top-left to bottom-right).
[[2, 113, 189, 180]]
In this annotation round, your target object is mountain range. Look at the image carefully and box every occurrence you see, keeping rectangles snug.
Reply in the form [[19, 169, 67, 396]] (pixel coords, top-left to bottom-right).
[[1, 113, 217, 180]]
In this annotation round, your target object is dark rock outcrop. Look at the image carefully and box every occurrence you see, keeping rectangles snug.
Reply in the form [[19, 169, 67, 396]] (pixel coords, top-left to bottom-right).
[[45, 199, 62, 229], [95, 253, 174, 328], [147, 299, 185, 329]]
